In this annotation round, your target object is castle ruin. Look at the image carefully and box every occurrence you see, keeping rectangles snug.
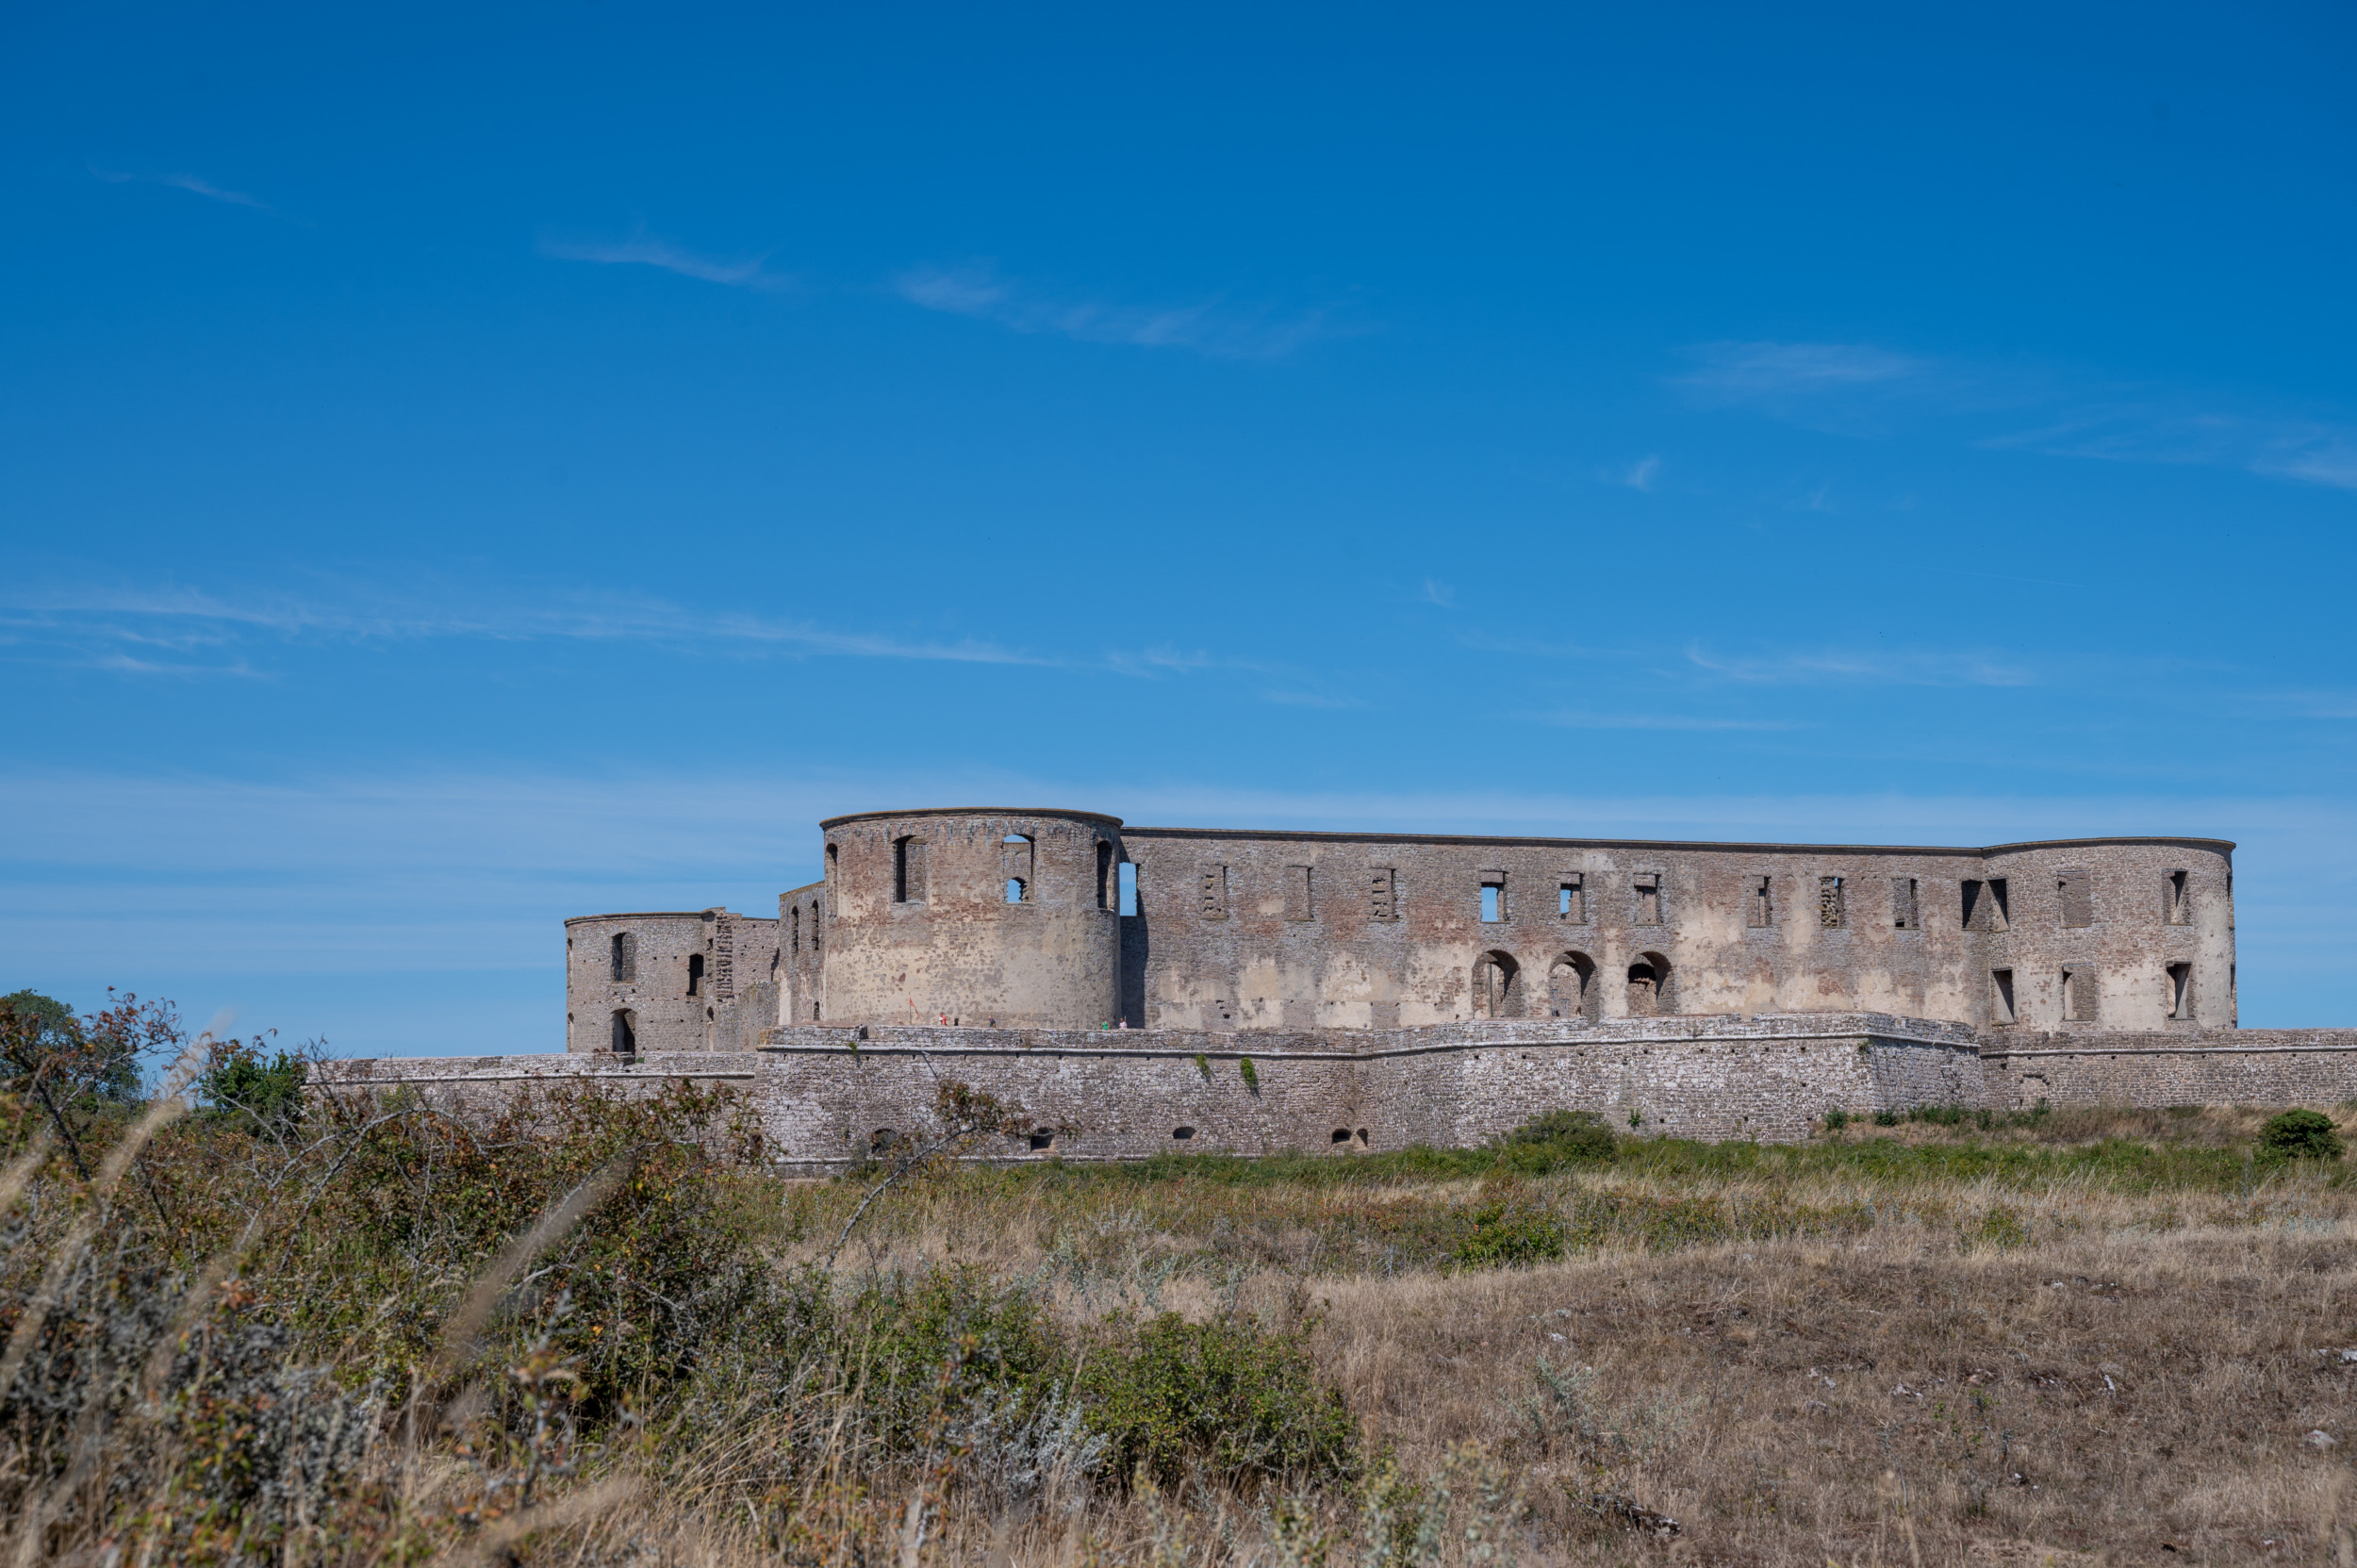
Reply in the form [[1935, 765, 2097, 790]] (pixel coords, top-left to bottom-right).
[[333, 807, 2357, 1164]]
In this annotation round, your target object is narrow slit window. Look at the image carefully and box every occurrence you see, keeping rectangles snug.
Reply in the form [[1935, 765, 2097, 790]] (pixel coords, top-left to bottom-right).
[[1285, 865, 1313, 921], [686, 952, 704, 997], [893, 836, 927, 903], [1748, 875, 1773, 928], [1096, 841, 1113, 910], [1118, 861, 1139, 916], [1198, 866, 1228, 919], [1891, 877, 1919, 931], [2165, 869, 2190, 925]]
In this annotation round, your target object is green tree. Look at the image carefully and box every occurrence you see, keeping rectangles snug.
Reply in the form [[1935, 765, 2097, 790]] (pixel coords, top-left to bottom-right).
[[0, 989, 145, 1104]]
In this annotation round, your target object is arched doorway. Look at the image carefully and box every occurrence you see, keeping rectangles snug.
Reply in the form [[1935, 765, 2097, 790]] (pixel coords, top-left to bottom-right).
[[1549, 951, 1597, 1021], [1625, 952, 1673, 1016], [1472, 950, 1523, 1018]]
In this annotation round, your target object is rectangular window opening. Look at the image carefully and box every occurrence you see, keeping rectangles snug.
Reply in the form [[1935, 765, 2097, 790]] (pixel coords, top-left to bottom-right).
[[2062, 966, 2099, 1022], [2057, 870, 2095, 929], [1118, 861, 1139, 916], [686, 952, 704, 997], [1818, 875, 1845, 929], [1285, 865, 1314, 922], [1748, 875, 1773, 929], [1368, 867, 1398, 922], [1891, 876, 1919, 931], [2167, 961, 2193, 1019], [1095, 840, 1113, 910], [1479, 881, 1503, 924], [1991, 968, 2016, 1024], [2165, 869, 2190, 926], [1633, 872, 1662, 926], [893, 837, 927, 904], [1558, 873, 1586, 923]]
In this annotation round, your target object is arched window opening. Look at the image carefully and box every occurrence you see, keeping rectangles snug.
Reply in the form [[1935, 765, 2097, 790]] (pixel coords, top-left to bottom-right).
[[686, 952, 704, 997], [1472, 950, 1523, 1019], [610, 1010, 636, 1053], [825, 842, 839, 886], [1626, 953, 1673, 1016], [1001, 834, 1034, 900], [1548, 951, 1597, 1020]]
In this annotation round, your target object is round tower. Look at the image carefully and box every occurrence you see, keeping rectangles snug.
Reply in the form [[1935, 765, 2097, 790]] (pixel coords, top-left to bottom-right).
[[1978, 837, 2235, 1032], [816, 808, 1127, 1030]]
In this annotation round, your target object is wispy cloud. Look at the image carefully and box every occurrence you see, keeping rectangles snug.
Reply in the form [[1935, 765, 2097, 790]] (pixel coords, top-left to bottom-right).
[[0, 581, 1050, 672], [539, 230, 792, 291], [91, 165, 272, 211], [1675, 339, 2357, 494], [1607, 454, 1663, 492], [1522, 709, 1801, 731], [1261, 690, 1368, 710], [895, 262, 1338, 361], [1684, 640, 2038, 688], [1420, 579, 1457, 608]]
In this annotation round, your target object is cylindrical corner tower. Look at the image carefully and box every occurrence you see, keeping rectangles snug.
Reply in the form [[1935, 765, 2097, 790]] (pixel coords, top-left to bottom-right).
[[816, 808, 1127, 1030], [1978, 838, 2235, 1032]]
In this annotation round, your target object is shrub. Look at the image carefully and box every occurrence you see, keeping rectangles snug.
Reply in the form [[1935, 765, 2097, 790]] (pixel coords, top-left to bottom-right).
[[1823, 1108, 1849, 1131], [1079, 1312, 1357, 1488], [1452, 1198, 1568, 1269], [2258, 1109, 2343, 1162], [1239, 1056, 1259, 1093], [196, 1036, 307, 1135], [1496, 1109, 1615, 1171]]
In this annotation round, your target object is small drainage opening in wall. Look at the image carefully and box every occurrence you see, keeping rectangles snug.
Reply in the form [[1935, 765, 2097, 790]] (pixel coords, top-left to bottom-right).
[[1356, 1128, 1370, 1145], [1331, 1129, 1352, 1144], [1172, 1126, 1195, 1141], [1029, 1129, 1055, 1151]]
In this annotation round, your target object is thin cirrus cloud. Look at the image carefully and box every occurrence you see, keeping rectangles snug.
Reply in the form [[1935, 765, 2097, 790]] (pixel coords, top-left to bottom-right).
[[1684, 640, 2037, 688], [895, 262, 1339, 361], [538, 231, 793, 292], [0, 580, 1051, 672], [1675, 339, 2357, 493], [89, 165, 272, 211]]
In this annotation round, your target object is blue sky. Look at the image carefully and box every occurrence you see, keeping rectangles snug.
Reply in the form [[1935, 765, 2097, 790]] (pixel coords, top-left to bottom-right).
[[4, 3, 2354, 1052]]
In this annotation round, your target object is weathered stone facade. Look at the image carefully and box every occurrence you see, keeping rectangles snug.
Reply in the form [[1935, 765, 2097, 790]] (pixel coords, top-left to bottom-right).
[[318, 805, 2348, 1158]]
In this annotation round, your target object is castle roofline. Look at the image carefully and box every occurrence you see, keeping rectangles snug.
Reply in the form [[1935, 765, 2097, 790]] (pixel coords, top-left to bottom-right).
[[820, 807, 1127, 831], [1118, 826, 2236, 856], [562, 910, 777, 925]]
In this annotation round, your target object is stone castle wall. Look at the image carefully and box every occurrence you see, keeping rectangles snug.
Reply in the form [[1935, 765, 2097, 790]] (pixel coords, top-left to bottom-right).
[[563, 909, 778, 1054]]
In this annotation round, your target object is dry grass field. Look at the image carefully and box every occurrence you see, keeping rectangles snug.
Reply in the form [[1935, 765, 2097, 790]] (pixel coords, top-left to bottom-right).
[[1, 1023, 2351, 1568]]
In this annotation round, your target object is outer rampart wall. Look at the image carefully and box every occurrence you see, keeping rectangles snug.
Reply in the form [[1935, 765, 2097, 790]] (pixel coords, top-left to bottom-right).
[[332, 1018, 2357, 1167], [1983, 1030, 2357, 1109]]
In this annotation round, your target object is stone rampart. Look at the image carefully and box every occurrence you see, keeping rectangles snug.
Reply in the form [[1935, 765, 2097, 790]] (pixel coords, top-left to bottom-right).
[[1982, 1029, 2357, 1110]]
